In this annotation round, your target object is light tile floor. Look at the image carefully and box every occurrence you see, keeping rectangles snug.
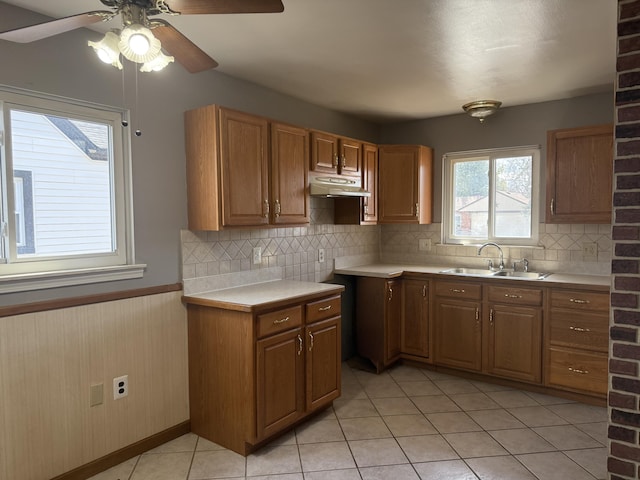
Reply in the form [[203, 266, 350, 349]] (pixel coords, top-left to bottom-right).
[[89, 362, 608, 480]]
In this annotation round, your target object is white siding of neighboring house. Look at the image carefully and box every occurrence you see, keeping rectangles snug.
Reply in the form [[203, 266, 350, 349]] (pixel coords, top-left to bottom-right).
[[10, 111, 113, 256]]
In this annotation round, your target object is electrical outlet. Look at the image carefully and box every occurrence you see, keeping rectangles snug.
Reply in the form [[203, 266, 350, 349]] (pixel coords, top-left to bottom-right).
[[252, 246, 262, 265], [318, 248, 325, 263], [419, 239, 432, 252], [113, 375, 128, 400], [582, 242, 598, 258]]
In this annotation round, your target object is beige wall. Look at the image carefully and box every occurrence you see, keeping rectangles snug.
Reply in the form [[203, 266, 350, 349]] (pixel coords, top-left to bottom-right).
[[0, 291, 188, 480]]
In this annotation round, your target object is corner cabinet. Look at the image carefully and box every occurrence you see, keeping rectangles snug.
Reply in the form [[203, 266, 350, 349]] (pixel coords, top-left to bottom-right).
[[546, 124, 613, 224], [186, 287, 342, 455], [378, 145, 433, 224], [184, 105, 308, 230], [355, 277, 402, 372]]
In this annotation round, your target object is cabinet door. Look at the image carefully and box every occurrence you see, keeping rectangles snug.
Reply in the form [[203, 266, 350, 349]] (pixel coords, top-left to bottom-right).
[[402, 279, 429, 358], [385, 279, 402, 365], [219, 108, 270, 226], [271, 123, 309, 225], [487, 304, 542, 383], [546, 124, 613, 223], [434, 298, 482, 371], [310, 131, 338, 173], [378, 145, 433, 224], [362, 143, 378, 224], [306, 317, 341, 411], [256, 328, 304, 440], [339, 138, 362, 176]]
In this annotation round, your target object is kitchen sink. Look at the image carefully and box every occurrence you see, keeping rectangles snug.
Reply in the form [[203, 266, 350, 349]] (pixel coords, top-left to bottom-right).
[[439, 268, 551, 280], [491, 271, 551, 280], [439, 267, 497, 276]]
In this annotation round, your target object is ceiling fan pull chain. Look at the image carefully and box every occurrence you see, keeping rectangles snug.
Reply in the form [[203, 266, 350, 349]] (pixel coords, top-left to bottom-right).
[[121, 63, 129, 127], [134, 66, 142, 136]]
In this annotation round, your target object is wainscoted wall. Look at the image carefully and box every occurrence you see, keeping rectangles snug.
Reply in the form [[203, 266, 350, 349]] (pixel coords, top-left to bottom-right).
[[181, 198, 381, 295], [0, 290, 188, 480], [381, 223, 612, 276]]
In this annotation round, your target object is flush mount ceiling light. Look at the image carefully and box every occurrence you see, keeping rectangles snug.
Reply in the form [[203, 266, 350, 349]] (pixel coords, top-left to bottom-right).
[[462, 100, 502, 123]]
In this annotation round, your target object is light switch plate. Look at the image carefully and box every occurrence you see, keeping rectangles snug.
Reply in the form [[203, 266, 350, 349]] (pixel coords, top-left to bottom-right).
[[90, 383, 103, 407], [419, 239, 432, 251]]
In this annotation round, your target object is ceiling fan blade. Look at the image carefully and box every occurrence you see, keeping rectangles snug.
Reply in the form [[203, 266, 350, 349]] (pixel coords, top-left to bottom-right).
[[152, 21, 218, 73], [0, 11, 111, 43], [163, 0, 284, 15]]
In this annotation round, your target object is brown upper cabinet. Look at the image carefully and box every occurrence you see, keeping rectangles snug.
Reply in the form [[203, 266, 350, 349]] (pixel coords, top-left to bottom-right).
[[361, 142, 378, 224], [378, 145, 433, 224], [546, 124, 613, 224], [310, 130, 362, 177], [184, 105, 309, 230]]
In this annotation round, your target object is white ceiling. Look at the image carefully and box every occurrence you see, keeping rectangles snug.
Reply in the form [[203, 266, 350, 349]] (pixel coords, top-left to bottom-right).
[[1, 0, 617, 122]]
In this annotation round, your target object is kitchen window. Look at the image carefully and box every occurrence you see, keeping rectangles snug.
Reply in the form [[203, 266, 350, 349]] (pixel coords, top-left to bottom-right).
[[0, 86, 144, 293], [442, 146, 540, 246]]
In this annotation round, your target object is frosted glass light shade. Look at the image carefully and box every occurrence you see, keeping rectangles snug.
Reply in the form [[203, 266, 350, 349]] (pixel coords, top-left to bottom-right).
[[118, 24, 161, 63], [88, 31, 123, 70], [140, 52, 175, 72]]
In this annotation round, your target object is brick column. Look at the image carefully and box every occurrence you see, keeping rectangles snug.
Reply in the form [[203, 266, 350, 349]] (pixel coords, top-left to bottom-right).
[[610, 2, 640, 479]]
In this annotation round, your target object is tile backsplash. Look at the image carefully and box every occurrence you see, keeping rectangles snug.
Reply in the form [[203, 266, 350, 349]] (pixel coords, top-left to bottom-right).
[[181, 198, 612, 294], [380, 222, 612, 275]]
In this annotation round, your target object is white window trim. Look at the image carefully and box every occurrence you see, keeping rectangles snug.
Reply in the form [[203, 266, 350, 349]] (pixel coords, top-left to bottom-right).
[[442, 145, 540, 247], [0, 85, 145, 293]]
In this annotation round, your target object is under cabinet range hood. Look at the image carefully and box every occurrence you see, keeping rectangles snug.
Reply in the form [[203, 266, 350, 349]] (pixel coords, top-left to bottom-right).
[[309, 176, 371, 198]]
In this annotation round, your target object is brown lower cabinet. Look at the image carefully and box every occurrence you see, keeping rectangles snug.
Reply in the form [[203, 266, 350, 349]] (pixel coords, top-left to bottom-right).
[[353, 273, 607, 400], [188, 293, 341, 455]]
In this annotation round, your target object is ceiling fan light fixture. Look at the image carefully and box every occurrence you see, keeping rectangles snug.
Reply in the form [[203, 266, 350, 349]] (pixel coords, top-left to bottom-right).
[[462, 100, 502, 123], [118, 24, 161, 63], [140, 52, 175, 72], [88, 30, 123, 69]]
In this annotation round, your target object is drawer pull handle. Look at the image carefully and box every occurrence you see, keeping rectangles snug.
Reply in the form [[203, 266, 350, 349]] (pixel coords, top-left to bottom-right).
[[569, 326, 591, 333], [308, 331, 314, 351], [273, 316, 290, 325], [318, 305, 332, 312], [297, 335, 303, 355], [569, 298, 590, 304], [504, 294, 522, 299], [451, 288, 466, 294], [568, 367, 589, 375]]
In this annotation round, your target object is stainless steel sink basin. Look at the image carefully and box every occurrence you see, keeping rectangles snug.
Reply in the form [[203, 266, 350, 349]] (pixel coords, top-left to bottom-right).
[[439, 268, 551, 280], [491, 271, 551, 280], [439, 267, 497, 276]]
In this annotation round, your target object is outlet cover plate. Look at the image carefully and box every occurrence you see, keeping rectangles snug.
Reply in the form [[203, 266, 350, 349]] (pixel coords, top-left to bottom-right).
[[113, 375, 128, 400], [252, 246, 262, 265], [419, 239, 432, 252]]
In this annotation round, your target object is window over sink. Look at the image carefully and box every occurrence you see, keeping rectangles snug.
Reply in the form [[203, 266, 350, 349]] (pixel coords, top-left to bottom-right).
[[0, 86, 144, 293], [443, 146, 540, 246]]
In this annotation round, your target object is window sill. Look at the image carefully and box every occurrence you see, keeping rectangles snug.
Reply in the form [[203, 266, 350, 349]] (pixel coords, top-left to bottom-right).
[[0, 264, 146, 294]]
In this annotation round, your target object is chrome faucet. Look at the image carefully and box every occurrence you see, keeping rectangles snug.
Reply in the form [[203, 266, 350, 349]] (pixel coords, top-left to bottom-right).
[[477, 242, 505, 270]]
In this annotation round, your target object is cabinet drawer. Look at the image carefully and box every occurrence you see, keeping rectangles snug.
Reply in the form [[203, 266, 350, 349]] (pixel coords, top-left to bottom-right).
[[549, 311, 608, 352], [488, 285, 542, 306], [435, 281, 481, 300], [547, 347, 608, 396], [550, 290, 609, 312], [257, 306, 302, 338], [306, 296, 341, 323]]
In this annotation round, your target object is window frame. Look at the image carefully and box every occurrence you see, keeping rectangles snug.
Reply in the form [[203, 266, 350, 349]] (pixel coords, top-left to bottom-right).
[[0, 85, 144, 293], [442, 145, 540, 246]]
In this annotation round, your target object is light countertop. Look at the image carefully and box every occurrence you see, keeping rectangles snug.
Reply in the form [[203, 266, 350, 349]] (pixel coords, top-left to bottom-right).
[[334, 263, 611, 289], [182, 280, 345, 312]]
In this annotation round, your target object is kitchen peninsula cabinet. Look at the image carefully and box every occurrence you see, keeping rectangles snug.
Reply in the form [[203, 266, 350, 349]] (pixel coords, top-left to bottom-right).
[[434, 280, 482, 372], [355, 277, 402, 372], [310, 130, 362, 177], [486, 285, 542, 383], [184, 283, 342, 455], [184, 105, 308, 230], [546, 287, 609, 396], [378, 145, 433, 224], [546, 124, 613, 224], [402, 277, 430, 360]]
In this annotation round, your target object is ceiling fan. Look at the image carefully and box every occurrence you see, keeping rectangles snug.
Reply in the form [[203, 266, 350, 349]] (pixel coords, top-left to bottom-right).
[[0, 0, 285, 73]]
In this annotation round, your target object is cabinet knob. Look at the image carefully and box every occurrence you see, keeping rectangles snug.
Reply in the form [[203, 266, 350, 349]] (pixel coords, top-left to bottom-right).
[[568, 366, 589, 375], [569, 298, 590, 304], [450, 288, 465, 294], [341, 155, 346, 168], [388, 287, 393, 301], [333, 154, 339, 167], [318, 305, 332, 312], [263, 199, 270, 218], [569, 325, 591, 333], [273, 316, 290, 325], [504, 294, 522, 299], [415, 203, 420, 217], [274, 199, 281, 218]]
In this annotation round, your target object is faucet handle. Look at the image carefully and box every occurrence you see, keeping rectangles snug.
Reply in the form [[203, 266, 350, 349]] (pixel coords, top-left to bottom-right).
[[522, 258, 529, 272], [487, 259, 494, 271]]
